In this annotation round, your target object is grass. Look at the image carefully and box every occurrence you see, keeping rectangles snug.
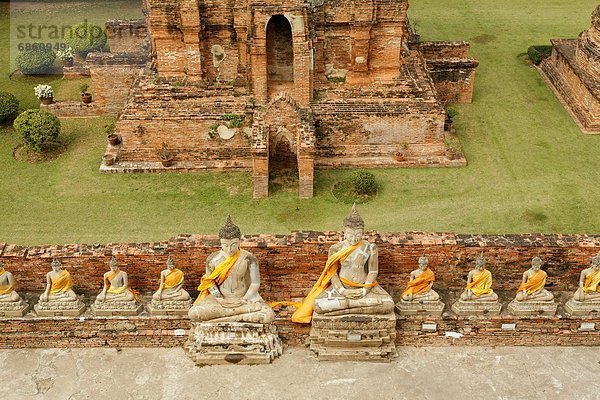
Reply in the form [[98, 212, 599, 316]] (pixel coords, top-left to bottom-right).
[[0, 0, 599, 245]]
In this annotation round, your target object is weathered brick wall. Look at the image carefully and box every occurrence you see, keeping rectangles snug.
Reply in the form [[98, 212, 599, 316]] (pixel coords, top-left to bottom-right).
[[106, 20, 148, 53]]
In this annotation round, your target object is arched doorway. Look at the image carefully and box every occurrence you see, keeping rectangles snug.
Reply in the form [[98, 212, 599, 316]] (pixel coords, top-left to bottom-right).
[[268, 125, 298, 193], [266, 15, 294, 97]]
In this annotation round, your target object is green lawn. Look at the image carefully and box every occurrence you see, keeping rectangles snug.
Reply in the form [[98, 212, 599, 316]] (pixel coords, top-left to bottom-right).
[[0, 0, 599, 245]]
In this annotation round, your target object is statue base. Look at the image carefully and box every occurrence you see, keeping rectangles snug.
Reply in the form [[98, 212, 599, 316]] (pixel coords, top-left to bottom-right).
[[34, 299, 86, 317], [564, 298, 600, 316], [148, 299, 192, 316], [507, 300, 557, 316], [186, 322, 282, 365], [91, 300, 143, 316], [451, 299, 502, 316], [395, 299, 445, 316], [308, 312, 397, 362], [0, 299, 30, 317]]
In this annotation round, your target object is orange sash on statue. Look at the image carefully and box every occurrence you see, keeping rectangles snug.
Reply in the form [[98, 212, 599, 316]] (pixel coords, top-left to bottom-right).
[[517, 270, 546, 295], [402, 268, 435, 297], [466, 269, 493, 297]]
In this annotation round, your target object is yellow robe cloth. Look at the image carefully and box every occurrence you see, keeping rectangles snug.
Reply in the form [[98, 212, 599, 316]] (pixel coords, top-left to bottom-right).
[[194, 250, 241, 305], [291, 241, 363, 324], [466, 269, 494, 297], [517, 270, 547, 295], [583, 269, 600, 294], [162, 268, 184, 289], [49, 269, 73, 294], [402, 268, 435, 297], [106, 268, 141, 301], [0, 268, 14, 295]]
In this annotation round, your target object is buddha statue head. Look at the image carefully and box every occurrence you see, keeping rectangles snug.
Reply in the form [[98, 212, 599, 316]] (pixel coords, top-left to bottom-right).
[[418, 253, 428, 270], [167, 256, 175, 270], [531, 256, 543, 271], [109, 256, 119, 271], [475, 253, 486, 270], [51, 258, 62, 272], [592, 252, 600, 270], [342, 203, 364, 246], [219, 215, 242, 257]]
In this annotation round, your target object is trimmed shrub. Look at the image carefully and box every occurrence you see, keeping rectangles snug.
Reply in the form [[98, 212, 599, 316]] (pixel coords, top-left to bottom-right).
[[13, 110, 61, 152], [527, 45, 553, 65], [0, 92, 19, 124], [351, 170, 378, 196], [64, 22, 108, 56], [15, 49, 56, 75]]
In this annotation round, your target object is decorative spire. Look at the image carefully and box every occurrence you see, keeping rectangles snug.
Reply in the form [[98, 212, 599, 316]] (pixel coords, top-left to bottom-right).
[[342, 203, 365, 229], [219, 215, 242, 239]]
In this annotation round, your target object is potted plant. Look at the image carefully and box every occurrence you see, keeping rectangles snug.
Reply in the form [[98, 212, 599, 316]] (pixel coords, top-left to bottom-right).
[[34, 84, 54, 105], [104, 121, 121, 146], [444, 106, 458, 132], [80, 83, 92, 104], [160, 142, 174, 167], [102, 154, 115, 166], [56, 47, 74, 67]]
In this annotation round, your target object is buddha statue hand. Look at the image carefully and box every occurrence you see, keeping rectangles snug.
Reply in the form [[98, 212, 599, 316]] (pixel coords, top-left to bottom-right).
[[40, 293, 48, 302], [344, 288, 367, 299], [219, 297, 245, 308], [466, 290, 472, 300]]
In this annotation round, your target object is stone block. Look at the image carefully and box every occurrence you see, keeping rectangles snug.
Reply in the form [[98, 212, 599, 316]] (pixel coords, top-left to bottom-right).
[[148, 299, 191, 316], [451, 300, 502, 316], [564, 298, 600, 316], [395, 299, 445, 317], [34, 299, 86, 317], [507, 300, 557, 316], [308, 312, 397, 362], [185, 322, 282, 365], [0, 300, 30, 317], [91, 300, 143, 316]]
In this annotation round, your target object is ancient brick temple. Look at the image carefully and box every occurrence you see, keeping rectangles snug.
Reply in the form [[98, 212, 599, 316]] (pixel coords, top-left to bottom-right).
[[101, 0, 478, 197], [541, 5, 600, 133]]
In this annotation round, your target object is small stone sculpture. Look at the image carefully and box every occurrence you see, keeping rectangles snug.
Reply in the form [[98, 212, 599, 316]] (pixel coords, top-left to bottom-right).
[[148, 256, 191, 316], [293, 204, 396, 361], [0, 261, 30, 317], [34, 259, 85, 317], [186, 216, 281, 365], [565, 252, 600, 316], [508, 257, 557, 316], [92, 257, 142, 316], [451, 254, 502, 316], [395, 254, 445, 316]]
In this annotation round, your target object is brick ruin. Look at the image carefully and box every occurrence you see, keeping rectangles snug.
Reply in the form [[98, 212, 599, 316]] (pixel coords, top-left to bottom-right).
[[86, 0, 478, 198], [1, 231, 600, 347], [540, 5, 600, 133]]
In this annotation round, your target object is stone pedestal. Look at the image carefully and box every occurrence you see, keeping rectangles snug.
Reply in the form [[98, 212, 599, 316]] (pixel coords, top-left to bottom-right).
[[91, 300, 143, 316], [0, 299, 30, 317], [308, 312, 397, 362], [507, 300, 557, 316], [395, 299, 445, 317], [148, 299, 191, 316], [564, 298, 600, 316], [451, 300, 502, 316], [34, 299, 86, 317], [186, 322, 282, 365]]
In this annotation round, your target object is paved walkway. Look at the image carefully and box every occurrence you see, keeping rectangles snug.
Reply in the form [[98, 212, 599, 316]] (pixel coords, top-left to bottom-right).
[[0, 346, 598, 400]]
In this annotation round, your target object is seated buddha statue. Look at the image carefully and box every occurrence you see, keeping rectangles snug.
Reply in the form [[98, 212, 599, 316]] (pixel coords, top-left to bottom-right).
[[291, 204, 395, 324], [40, 259, 78, 302], [401, 254, 440, 302], [459, 253, 498, 302], [515, 256, 554, 302], [573, 252, 600, 302], [152, 256, 190, 301], [188, 216, 274, 324], [0, 261, 23, 303], [96, 257, 140, 303]]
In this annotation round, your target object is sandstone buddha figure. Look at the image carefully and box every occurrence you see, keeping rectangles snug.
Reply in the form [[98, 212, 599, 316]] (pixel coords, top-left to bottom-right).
[[515, 257, 554, 302], [292, 204, 395, 323], [96, 257, 140, 303], [401, 254, 439, 302], [152, 256, 190, 301], [188, 216, 274, 323], [0, 261, 22, 303], [573, 252, 600, 302], [459, 254, 498, 302], [40, 259, 78, 302]]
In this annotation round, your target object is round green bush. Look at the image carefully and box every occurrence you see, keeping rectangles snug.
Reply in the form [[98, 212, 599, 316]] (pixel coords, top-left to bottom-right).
[[0, 92, 19, 124], [15, 49, 56, 75], [64, 22, 108, 56], [351, 170, 378, 196], [13, 110, 61, 153]]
